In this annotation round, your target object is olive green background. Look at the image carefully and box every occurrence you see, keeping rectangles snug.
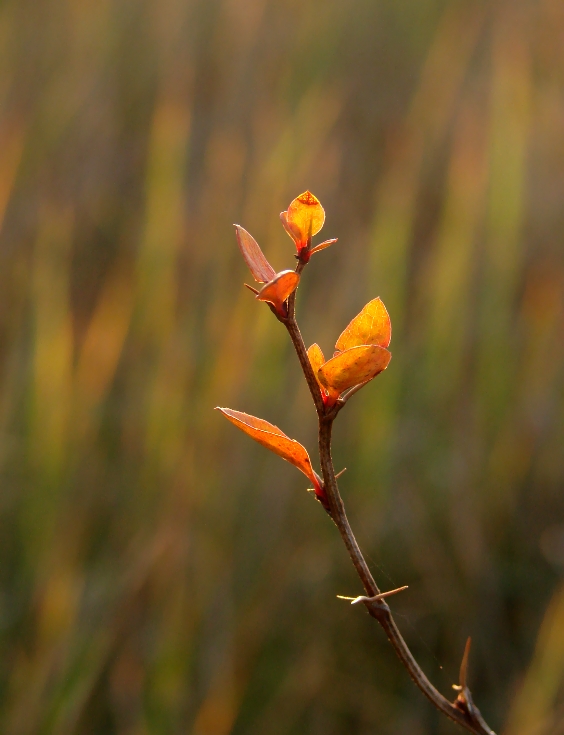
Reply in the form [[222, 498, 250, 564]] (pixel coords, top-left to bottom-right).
[[1, 0, 564, 733]]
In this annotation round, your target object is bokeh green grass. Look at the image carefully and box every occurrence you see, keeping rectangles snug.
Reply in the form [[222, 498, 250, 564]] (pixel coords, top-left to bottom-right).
[[1, 0, 564, 733]]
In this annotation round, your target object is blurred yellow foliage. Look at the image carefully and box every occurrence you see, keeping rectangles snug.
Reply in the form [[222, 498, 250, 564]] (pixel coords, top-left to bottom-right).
[[0, 0, 563, 732]]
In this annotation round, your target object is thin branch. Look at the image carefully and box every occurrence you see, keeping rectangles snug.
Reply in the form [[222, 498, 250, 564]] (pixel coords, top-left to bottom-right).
[[319, 413, 495, 734], [281, 294, 496, 735], [317, 415, 382, 593], [283, 261, 325, 418]]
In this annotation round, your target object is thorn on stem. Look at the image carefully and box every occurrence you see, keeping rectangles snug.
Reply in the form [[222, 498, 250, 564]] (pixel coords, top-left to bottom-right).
[[335, 467, 347, 479], [244, 283, 260, 295], [337, 585, 408, 605], [460, 637, 471, 690]]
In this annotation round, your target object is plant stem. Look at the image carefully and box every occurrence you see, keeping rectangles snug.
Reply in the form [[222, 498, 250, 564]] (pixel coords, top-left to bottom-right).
[[318, 416, 380, 595], [282, 307, 496, 735]]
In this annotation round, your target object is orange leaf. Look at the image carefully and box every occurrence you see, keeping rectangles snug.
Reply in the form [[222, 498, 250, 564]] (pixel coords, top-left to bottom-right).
[[286, 191, 325, 245], [310, 238, 338, 255], [280, 211, 300, 242], [234, 224, 277, 283], [216, 407, 317, 485], [256, 270, 299, 313], [335, 297, 391, 352], [307, 343, 326, 379], [308, 343, 338, 402], [317, 345, 391, 395]]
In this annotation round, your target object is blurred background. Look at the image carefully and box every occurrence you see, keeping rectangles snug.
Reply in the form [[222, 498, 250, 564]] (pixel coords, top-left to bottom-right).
[[1, 0, 564, 733]]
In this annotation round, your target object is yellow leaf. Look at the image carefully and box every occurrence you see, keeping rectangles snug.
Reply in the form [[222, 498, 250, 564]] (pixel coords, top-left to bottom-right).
[[317, 345, 391, 396], [279, 211, 299, 242], [307, 343, 325, 379], [216, 407, 317, 485], [234, 225, 277, 283], [256, 270, 300, 313], [307, 343, 338, 402], [335, 297, 391, 352], [286, 191, 325, 245]]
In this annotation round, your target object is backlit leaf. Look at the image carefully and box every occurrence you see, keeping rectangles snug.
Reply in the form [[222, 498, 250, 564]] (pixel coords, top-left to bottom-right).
[[307, 343, 325, 378], [280, 211, 300, 242], [335, 297, 391, 352], [234, 224, 277, 283], [310, 238, 338, 255], [286, 191, 325, 244], [256, 270, 299, 312], [317, 345, 391, 395], [307, 343, 338, 402], [216, 407, 317, 485]]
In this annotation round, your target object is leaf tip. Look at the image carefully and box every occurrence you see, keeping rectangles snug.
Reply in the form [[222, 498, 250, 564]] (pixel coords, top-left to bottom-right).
[[296, 190, 320, 206]]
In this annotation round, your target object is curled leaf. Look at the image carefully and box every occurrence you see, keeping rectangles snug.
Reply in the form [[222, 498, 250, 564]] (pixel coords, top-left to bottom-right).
[[215, 407, 322, 494], [256, 270, 300, 314], [307, 343, 339, 402], [335, 297, 391, 352], [317, 344, 391, 396], [286, 191, 325, 245], [307, 343, 326, 380], [234, 224, 277, 283], [280, 211, 300, 242]]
